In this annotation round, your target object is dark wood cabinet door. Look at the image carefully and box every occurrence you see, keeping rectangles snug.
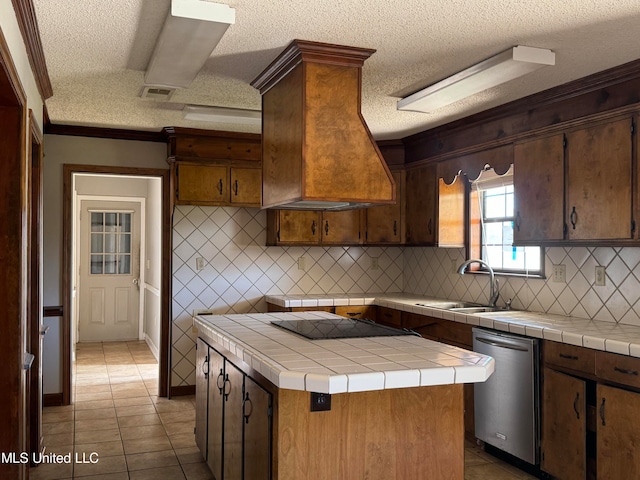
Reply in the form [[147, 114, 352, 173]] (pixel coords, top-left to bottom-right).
[[513, 134, 565, 242], [405, 165, 436, 245], [566, 118, 633, 240], [541, 368, 586, 480], [276, 210, 321, 244], [437, 174, 466, 247], [230, 167, 261, 206], [177, 164, 228, 204], [195, 338, 209, 459], [207, 349, 226, 479], [597, 384, 640, 480], [321, 210, 362, 244], [366, 170, 402, 244], [224, 361, 245, 480], [243, 376, 272, 480]]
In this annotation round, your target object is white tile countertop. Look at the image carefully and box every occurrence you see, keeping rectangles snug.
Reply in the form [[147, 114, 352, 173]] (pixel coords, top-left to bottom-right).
[[194, 310, 495, 394], [266, 293, 640, 357]]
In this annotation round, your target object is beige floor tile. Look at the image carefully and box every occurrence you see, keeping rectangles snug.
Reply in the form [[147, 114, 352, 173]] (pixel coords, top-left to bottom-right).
[[159, 410, 196, 425], [73, 454, 127, 477], [43, 432, 74, 448], [28, 460, 73, 480], [74, 408, 116, 421], [123, 435, 172, 455], [115, 404, 157, 417], [74, 399, 115, 411], [182, 462, 215, 480], [168, 433, 197, 449], [45, 444, 74, 457], [174, 447, 205, 465], [43, 404, 74, 413], [113, 395, 153, 407], [75, 428, 121, 445], [119, 424, 167, 440], [117, 413, 161, 428], [109, 375, 143, 384], [74, 384, 111, 394], [164, 421, 195, 436], [465, 448, 491, 467], [75, 441, 124, 459], [125, 449, 179, 471], [73, 473, 129, 480], [75, 417, 119, 432], [42, 409, 74, 424], [154, 401, 194, 414], [464, 462, 526, 480], [42, 421, 74, 435], [111, 387, 149, 399], [75, 391, 113, 402], [129, 465, 186, 480]]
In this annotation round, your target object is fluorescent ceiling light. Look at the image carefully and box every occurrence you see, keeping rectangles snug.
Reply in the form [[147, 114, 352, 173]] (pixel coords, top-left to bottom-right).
[[183, 105, 262, 126], [397, 46, 555, 113], [145, 0, 235, 89]]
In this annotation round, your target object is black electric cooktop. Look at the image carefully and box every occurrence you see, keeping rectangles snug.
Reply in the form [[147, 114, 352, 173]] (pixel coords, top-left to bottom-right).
[[270, 318, 416, 340]]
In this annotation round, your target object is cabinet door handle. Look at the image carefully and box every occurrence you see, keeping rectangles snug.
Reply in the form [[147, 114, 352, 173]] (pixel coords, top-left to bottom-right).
[[234, 179, 238, 196], [559, 353, 579, 361], [242, 392, 253, 424], [393, 220, 397, 236], [218, 179, 224, 195], [614, 366, 639, 376], [311, 220, 316, 235], [345, 311, 360, 317], [202, 356, 209, 379], [599, 397, 606, 426], [573, 392, 580, 419], [216, 369, 225, 395], [223, 375, 231, 401], [428, 218, 432, 235], [570, 206, 577, 230], [325, 220, 329, 236], [515, 212, 521, 232]]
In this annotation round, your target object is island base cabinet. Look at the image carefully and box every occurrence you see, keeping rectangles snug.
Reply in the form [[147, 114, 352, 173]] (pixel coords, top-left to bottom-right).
[[274, 384, 464, 480], [597, 384, 640, 479]]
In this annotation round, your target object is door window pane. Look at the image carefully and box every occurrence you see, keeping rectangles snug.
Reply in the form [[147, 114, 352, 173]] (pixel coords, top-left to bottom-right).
[[89, 210, 134, 275]]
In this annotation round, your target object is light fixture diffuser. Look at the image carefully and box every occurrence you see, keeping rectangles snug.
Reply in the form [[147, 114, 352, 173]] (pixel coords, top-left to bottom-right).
[[183, 105, 261, 126], [397, 46, 555, 113], [145, 0, 235, 89]]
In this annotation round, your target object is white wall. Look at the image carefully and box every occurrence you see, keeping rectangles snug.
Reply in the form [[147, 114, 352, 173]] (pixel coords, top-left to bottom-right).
[[42, 135, 166, 393], [144, 178, 163, 359]]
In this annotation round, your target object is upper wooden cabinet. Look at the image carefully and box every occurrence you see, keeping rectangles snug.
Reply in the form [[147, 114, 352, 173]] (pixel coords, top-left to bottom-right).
[[405, 164, 436, 245], [365, 170, 404, 244], [266, 209, 363, 245], [513, 134, 565, 243], [164, 127, 262, 207], [566, 118, 633, 241], [437, 173, 467, 248]]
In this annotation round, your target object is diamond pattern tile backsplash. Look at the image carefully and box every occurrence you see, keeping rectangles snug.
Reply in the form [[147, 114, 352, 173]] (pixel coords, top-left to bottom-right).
[[404, 246, 640, 327], [172, 206, 640, 387], [171, 206, 404, 386]]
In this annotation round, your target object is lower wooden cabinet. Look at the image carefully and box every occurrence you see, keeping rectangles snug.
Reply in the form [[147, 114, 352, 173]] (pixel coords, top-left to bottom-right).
[[266, 209, 363, 245], [196, 338, 272, 480]]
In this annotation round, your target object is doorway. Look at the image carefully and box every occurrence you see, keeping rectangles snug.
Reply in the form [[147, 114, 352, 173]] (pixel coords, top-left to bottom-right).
[[63, 165, 172, 403]]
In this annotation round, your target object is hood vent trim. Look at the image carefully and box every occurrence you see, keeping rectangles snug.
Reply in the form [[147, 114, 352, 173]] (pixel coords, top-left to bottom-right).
[[251, 40, 395, 211]]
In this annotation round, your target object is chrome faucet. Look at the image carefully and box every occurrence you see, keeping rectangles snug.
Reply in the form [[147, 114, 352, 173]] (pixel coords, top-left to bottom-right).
[[456, 259, 500, 307]]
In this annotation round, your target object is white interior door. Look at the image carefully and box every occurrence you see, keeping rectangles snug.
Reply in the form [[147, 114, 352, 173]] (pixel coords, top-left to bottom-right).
[[78, 200, 141, 342]]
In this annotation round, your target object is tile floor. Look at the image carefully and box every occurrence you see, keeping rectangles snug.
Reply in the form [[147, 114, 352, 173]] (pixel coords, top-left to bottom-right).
[[32, 340, 536, 480]]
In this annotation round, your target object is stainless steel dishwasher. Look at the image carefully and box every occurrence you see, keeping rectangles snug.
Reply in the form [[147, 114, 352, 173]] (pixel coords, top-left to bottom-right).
[[473, 327, 539, 465]]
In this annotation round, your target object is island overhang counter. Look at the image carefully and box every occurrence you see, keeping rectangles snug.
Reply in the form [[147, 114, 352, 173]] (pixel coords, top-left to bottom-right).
[[193, 310, 494, 480]]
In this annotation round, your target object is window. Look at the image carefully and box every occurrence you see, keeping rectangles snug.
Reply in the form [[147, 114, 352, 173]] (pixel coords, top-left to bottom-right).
[[470, 168, 543, 276], [90, 211, 132, 275]]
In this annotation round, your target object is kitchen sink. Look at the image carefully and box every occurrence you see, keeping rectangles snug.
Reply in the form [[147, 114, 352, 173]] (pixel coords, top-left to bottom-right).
[[415, 301, 481, 309], [449, 306, 500, 313]]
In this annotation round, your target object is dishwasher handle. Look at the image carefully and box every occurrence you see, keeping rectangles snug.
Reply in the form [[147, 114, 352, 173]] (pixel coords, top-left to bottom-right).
[[475, 336, 530, 352]]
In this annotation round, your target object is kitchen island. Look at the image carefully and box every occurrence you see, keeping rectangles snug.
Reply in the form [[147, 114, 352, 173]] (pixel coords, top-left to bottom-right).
[[194, 310, 494, 480]]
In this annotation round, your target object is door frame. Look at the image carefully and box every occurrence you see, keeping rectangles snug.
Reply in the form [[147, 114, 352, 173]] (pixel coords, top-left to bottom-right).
[[62, 164, 172, 402], [75, 196, 146, 344]]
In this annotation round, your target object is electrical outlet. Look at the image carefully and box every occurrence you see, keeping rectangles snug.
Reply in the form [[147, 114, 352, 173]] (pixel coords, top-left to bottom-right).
[[195, 257, 205, 271], [595, 266, 606, 286], [371, 257, 380, 270], [552, 264, 566, 283], [297, 256, 306, 271]]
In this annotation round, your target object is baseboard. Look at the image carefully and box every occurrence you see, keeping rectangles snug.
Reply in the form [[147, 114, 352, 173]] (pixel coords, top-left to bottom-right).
[[43, 393, 63, 407], [144, 334, 160, 362], [170, 385, 195, 397]]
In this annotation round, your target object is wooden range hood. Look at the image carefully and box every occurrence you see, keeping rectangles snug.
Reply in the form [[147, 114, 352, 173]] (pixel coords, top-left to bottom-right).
[[251, 40, 396, 210]]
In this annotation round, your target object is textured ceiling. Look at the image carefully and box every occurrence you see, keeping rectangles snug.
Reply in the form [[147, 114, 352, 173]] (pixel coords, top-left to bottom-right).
[[32, 0, 640, 140]]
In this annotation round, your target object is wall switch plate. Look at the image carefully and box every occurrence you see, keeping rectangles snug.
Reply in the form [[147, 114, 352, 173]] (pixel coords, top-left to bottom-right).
[[595, 266, 606, 286], [552, 264, 566, 283], [195, 257, 205, 270], [371, 257, 379, 270], [297, 256, 306, 270], [310, 392, 331, 412]]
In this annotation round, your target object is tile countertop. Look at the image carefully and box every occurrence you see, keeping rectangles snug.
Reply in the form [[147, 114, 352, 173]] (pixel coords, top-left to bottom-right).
[[193, 311, 495, 395], [266, 293, 640, 358]]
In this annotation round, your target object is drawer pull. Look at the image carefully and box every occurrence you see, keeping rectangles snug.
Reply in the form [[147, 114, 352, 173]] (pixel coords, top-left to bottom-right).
[[614, 366, 639, 376], [599, 397, 606, 426], [573, 392, 580, 419], [216, 369, 225, 395], [345, 312, 360, 316], [559, 353, 579, 360]]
